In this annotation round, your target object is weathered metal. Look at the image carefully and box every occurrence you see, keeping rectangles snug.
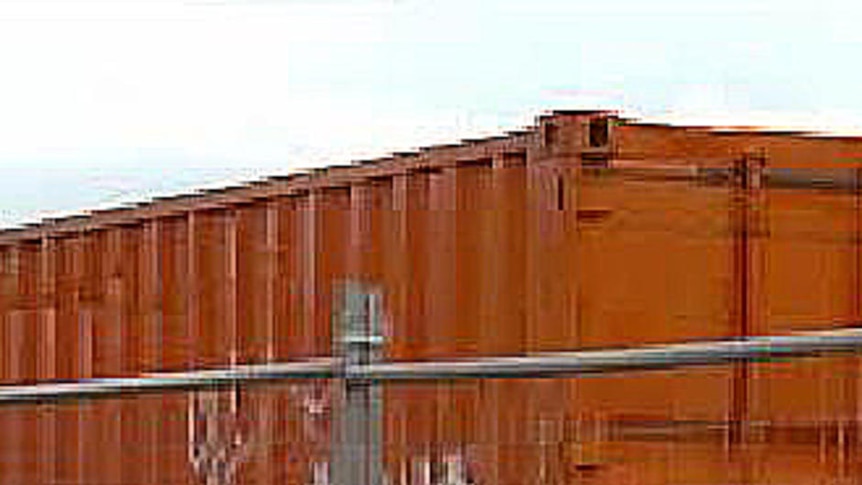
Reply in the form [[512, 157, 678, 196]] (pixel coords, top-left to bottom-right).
[[1, 110, 862, 483]]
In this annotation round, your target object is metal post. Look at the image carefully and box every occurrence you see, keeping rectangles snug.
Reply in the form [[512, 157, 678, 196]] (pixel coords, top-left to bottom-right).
[[332, 281, 385, 485]]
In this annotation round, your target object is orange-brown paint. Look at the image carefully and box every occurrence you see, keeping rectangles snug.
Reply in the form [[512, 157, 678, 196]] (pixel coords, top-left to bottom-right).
[[0, 111, 861, 483]]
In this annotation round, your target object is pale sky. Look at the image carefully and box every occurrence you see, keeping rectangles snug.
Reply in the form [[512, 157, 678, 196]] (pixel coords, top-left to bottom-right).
[[0, 0, 860, 228]]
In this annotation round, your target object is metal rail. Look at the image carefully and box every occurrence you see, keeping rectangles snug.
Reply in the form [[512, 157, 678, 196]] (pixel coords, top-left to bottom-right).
[[357, 327, 862, 380], [2, 327, 862, 405], [0, 359, 334, 405]]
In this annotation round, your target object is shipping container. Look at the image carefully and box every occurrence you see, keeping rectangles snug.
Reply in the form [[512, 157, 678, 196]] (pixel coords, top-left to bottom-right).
[[1, 110, 862, 484]]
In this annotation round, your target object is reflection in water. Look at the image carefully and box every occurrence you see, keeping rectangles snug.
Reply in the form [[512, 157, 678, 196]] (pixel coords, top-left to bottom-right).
[[308, 450, 475, 485], [310, 460, 329, 485], [284, 382, 862, 484], [0, 389, 859, 485], [188, 388, 258, 485]]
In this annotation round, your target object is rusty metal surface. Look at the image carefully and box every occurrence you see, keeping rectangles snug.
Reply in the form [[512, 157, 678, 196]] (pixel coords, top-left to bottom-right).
[[1, 110, 862, 483]]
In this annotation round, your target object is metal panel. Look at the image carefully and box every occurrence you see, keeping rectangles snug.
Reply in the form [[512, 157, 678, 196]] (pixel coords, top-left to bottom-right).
[[272, 195, 312, 485], [12, 267, 38, 481], [487, 154, 529, 485], [315, 187, 351, 357], [36, 237, 57, 484], [54, 236, 83, 484], [235, 202, 274, 485], [236, 203, 270, 366], [389, 171, 437, 485], [159, 216, 193, 371], [191, 210, 232, 369], [0, 247, 21, 484], [90, 229, 123, 484], [573, 172, 735, 424], [117, 225, 148, 485], [141, 221, 162, 484], [272, 195, 303, 360], [396, 171, 432, 360], [3, 111, 862, 483], [751, 170, 860, 431], [157, 216, 197, 483]]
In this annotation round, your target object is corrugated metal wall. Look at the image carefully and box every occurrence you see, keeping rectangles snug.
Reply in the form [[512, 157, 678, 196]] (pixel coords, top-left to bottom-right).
[[0, 111, 861, 483]]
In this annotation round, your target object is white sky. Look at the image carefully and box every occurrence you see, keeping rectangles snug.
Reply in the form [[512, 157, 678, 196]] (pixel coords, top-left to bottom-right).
[[0, 0, 860, 228]]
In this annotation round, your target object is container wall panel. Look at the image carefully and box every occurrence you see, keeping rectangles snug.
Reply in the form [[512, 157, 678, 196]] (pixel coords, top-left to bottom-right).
[[272, 196, 301, 360], [355, 178, 401, 358], [751, 188, 859, 427], [234, 201, 279, 485], [77, 232, 97, 485], [384, 176, 411, 361], [453, 161, 494, 356], [350, 177, 411, 484], [0, 247, 24, 484], [349, 181, 386, 284], [54, 237, 83, 380], [480, 154, 527, 356], [0, 249, 8, 485], [394, 172, 432, 361], [15, 243, 39, 385], [141, 222, 162, 483], [312, 187, 350, 480], [422, 166, 461, 472], [85, 230, 123, 484], [53, 236, 83, 484], [383, 172, 440, 485], [314, 187, 351, 357], [267, 189, 347, 485], [34, 239, 57, 484], [576, 177, 734, 432], [499, 157, 533, 485], [425, 168, 457, 361], [141, 222, 163, 372], [576, 175, 734, 346], [526, 160, 577, 353], [191, 210, 232, 369], [236, 202, 270, 366], [155, 216, 197, 484], [85, 231, 111, 377], [270, 196, 313, 484], [431, 161, 498, 482], [114, 225, 148, 485], [524, 152, 582, 484], [159, 216, 193, 371], [0, 249, 13, 384]]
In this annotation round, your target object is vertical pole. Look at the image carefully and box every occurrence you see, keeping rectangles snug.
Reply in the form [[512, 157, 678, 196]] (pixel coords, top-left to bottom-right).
[[332, 281, 384, 485], [730, 154, 751, 448], [849, 166, 862, 478], [728, 151, 764, 484]]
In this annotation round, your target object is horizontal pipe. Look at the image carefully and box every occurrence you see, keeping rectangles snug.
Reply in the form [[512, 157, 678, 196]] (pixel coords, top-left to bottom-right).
[[364, 327, 862, 380], [0, 359, 335, 405], [1, 328, 862, 405]]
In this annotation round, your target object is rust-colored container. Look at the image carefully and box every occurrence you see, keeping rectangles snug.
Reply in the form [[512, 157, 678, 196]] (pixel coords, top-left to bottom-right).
[[1, 110, 862, 484]]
